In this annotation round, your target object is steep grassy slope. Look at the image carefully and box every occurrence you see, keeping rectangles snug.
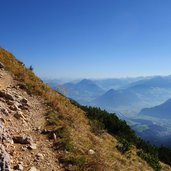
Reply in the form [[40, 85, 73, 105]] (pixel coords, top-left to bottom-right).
[[0, 48, 170, 171]]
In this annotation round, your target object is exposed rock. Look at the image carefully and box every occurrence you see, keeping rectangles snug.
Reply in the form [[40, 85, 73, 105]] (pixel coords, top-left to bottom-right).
[[0, 64, 64, 170], [9, 104, 20, 111], [6, 100, 14, 105], [18, 104, 29, 110], [28, 144, 37, 150], [0, 91, 14, 101], [0, 62, 4, 69], [0, 122, 13, 145], [0, 117, 5, 123], [32, 127, 41, 132], [0, 98, 6, 103], [5, 93, 14, 101], [41, 129, 52, 134], [14, 94, 22, 99], [17, 83, 28, 91], [29, 166, 38, 171], [14, 111, 24, 119], [36, 153, 44, 160], [53, 133, 57, 140], [88, 149, 95, 155], [14, 163, 24, 170], [0, 124, 6, 141], [0, 107, 9, 115], [0, 145, 11, 171], [21, 146, 27, 151], [20, 98, 28, 104], [13, 136, 33, 145]]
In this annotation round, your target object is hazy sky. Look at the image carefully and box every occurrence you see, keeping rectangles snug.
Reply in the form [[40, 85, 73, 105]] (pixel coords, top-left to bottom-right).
[[1, 0, 171, 79]]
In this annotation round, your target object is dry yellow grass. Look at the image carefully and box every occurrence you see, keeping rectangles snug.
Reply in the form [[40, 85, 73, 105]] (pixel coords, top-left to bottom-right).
[[0, 48, 170, 171]]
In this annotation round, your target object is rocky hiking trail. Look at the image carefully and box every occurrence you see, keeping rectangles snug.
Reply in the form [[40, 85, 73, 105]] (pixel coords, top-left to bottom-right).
[[0, 70, 12, 90], [0, 65, 63, 170]]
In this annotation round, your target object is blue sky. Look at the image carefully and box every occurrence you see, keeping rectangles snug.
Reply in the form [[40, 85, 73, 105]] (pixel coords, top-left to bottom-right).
[[1, 0, 171, 79]]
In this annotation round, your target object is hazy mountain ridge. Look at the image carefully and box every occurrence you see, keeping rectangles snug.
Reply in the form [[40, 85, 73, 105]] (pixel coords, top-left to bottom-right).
[[91, 76, 171, 114], [93, 77, 144, 90], [92, 88, 140, 112], [139, 98, 171, 119], [60, 79, 105, 104], [47, 76, 171, 115], [128, 76, 171, 88]]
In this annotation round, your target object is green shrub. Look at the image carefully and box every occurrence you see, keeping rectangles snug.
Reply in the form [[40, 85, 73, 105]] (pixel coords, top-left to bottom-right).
[[117, 138, 132, 154], [89, 119, 105, 135], [158, 146, 171, 166], [60, 152, 86, 171], [46, 111, 74, 151], [60, 152, 107, 171], [137, 150, 161, 171]]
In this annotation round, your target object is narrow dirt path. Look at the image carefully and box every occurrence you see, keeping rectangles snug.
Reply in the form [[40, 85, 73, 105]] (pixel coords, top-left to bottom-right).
[[0, 69, 64, 171], [0, 70, 12, 90], [6, 92, 63, 171]]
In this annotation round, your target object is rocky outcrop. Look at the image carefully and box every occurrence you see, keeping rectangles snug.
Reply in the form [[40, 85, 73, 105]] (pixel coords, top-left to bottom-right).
[[0, 122, 11, 171], [0, 145, 11, 171], [0, 91, 14, 101], [0, 107, 9, 116], [14, 163, 24, 171], [0, 62, 4, 69], [29, 167, 38, 171], [13, 136, 33, 145]]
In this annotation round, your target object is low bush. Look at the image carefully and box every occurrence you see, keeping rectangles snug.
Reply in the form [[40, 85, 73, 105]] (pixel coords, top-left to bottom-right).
[[117, 138, 132, 154], [137, 150, 161, 171], [89, 119, 105, 135]]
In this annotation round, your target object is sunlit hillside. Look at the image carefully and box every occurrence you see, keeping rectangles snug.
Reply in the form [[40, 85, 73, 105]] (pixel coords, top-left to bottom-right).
[[0, 48, 171, 171]]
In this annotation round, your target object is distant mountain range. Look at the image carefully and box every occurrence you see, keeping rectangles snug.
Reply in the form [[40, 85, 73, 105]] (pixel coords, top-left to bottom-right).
[[91, 88, 139, 112], [46, 76, 171, 115], [128, 75, 171, 89], [59, 79, 105, 104], [93, 76, 171, 114], [139, 98, 171, 119], [93, 77, 143, 90]]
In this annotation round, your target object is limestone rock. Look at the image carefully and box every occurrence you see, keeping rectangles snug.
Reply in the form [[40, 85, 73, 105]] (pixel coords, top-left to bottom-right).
[[20, 98, 28, 104], [0, 145, 11, 171], [0, 117, 5, 123], [88, 149, 95, 155], [17, 83, 27, 91], [0, 123, 12, 144], [13, 136, 33, 145], [28, 143, 37, 150], [9, 104, 20, 111], [0, 107, 9, 115], [0, 62, 4, 69], [0, 91, 14, 101], [14, 111, 24, 119], [14, 164, 24, 170], [6, 100, 14, 105], [53, 133, 57, 140], [36, 153, 44, 160], [18, 104, 29, 110], [29, 166, 38, 171]]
